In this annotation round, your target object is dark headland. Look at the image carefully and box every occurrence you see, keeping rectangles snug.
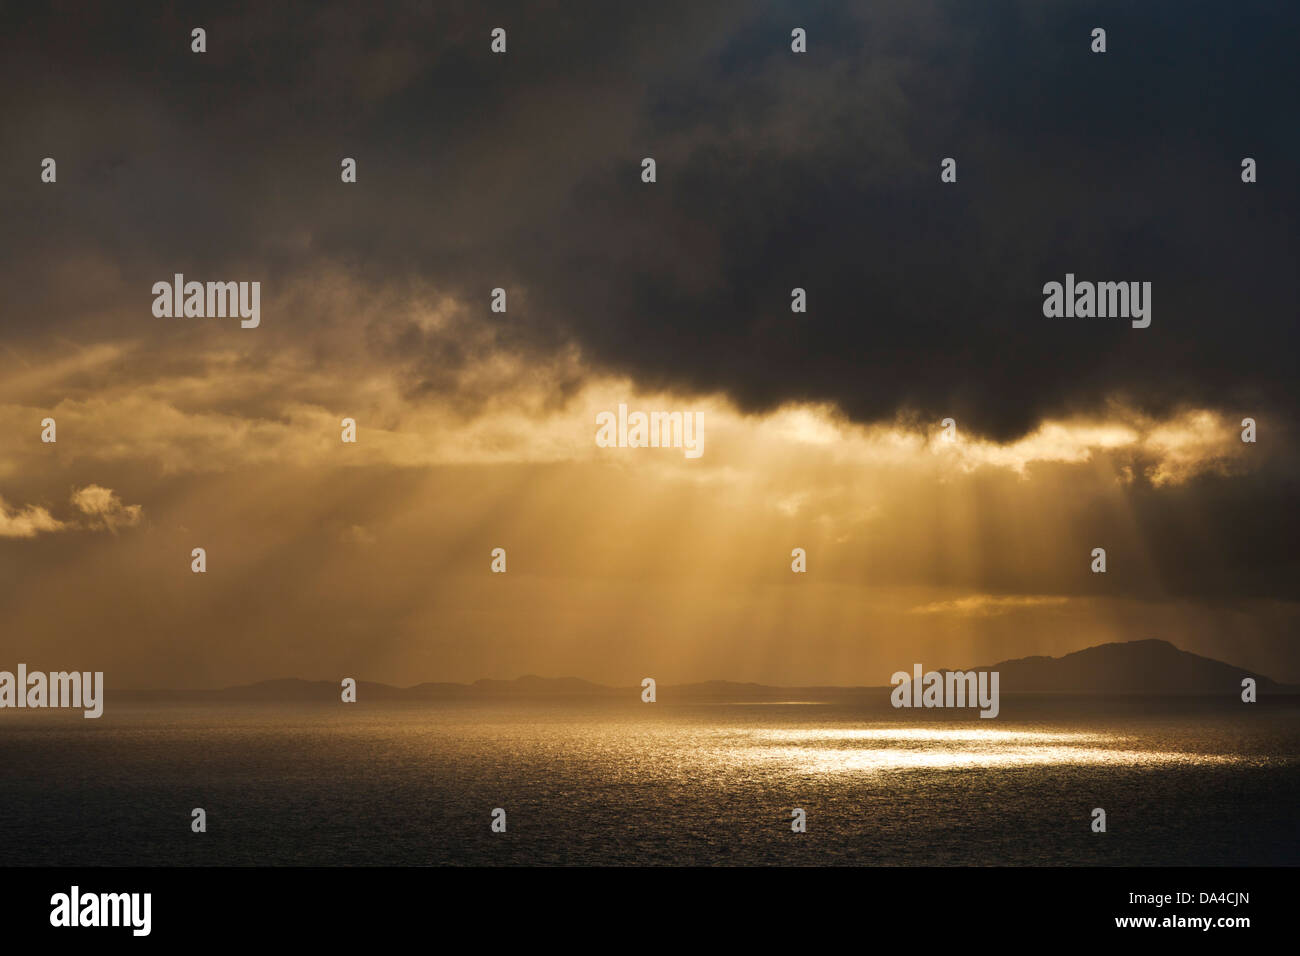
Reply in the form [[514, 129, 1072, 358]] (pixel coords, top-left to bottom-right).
[[119, 639, 1298, 701]]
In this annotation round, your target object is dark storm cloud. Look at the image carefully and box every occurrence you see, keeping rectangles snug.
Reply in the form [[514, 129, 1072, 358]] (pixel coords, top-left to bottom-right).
[[1, 0, 1296, 439]]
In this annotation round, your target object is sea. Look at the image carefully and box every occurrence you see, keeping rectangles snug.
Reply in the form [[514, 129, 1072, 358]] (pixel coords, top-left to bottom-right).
[[1, 695, 1297, 866]]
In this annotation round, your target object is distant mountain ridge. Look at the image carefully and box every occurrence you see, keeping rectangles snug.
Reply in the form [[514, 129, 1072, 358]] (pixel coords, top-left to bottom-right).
[[969, 638, 1289, 695], [117, 639, 1297, 700], [125, 674, 618, 702]]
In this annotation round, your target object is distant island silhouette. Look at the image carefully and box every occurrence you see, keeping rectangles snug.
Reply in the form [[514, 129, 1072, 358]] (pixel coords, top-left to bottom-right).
[[120, 639, 1297, 700]]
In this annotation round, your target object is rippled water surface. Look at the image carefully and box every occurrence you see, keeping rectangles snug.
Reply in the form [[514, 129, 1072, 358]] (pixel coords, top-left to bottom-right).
[[2, 697, 1296, 865]]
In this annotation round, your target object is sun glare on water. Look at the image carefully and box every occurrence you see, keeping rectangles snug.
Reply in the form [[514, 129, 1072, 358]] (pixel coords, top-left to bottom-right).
[[720, 727, 1242, 774]]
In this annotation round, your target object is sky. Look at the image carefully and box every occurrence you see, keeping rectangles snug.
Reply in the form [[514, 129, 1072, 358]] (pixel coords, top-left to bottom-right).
[[1, 1, 1297, 688]]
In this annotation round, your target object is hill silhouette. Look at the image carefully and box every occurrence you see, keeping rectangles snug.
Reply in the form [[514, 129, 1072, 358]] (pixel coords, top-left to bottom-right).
[[119, 639, 1295, 700], [969, 638, 1288, 695]]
